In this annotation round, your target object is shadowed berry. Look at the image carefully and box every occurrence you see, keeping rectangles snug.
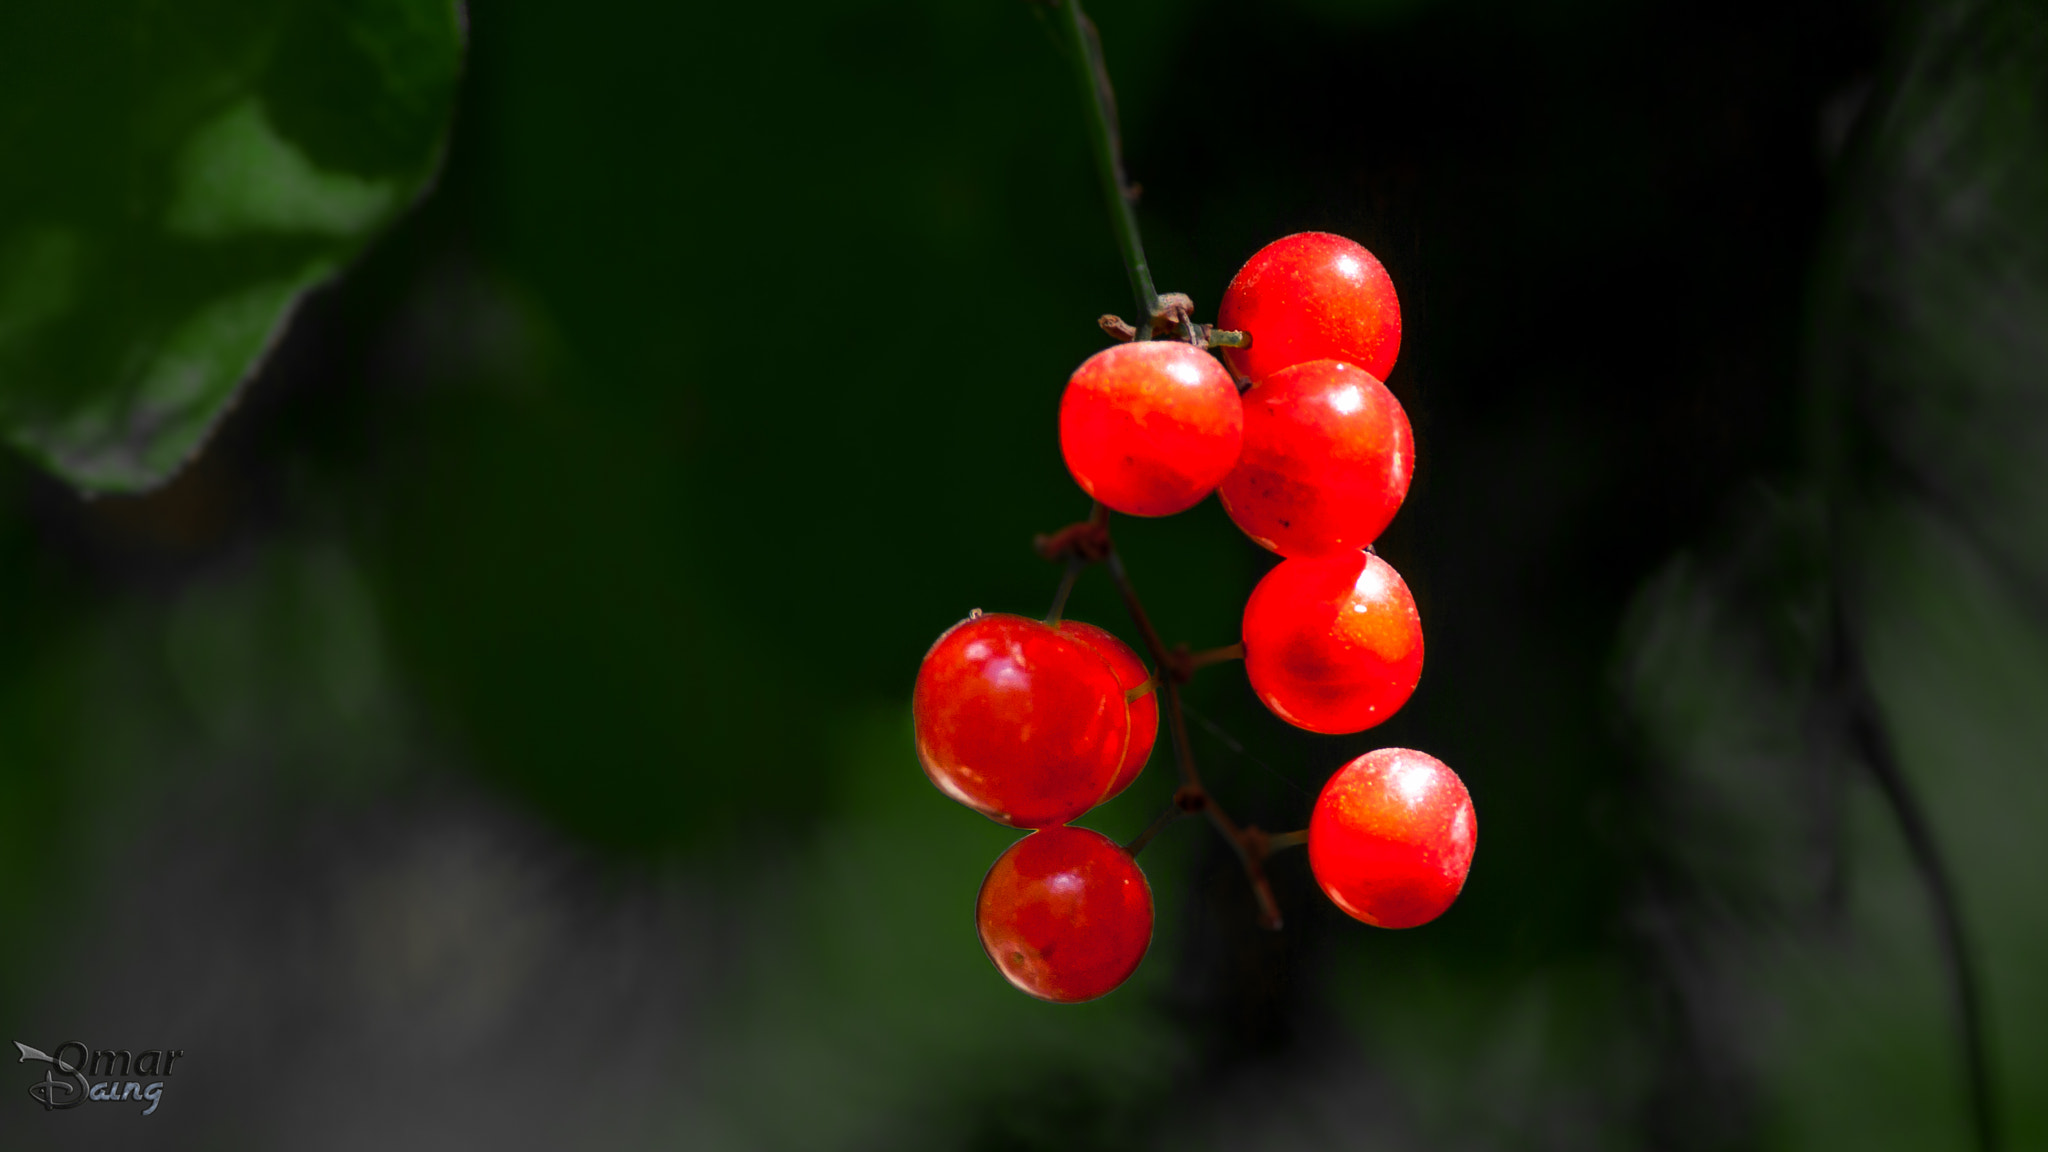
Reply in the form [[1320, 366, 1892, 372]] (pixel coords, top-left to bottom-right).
[[1241, 550, 1422, 734], [978, 826, 1154, 1003]]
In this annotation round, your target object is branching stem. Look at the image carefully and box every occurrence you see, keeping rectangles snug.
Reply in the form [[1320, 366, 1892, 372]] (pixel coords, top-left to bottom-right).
[[1102, 549, 1171, 672], [1125, 795, 1190, 856], [1104, 542, 1284, 930], [1049, 0, 1285, 931]]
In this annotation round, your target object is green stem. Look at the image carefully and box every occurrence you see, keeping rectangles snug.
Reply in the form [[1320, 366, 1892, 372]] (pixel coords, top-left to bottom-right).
[[1043, 15, 1282, 930], [1060, 0, 1159, 328]]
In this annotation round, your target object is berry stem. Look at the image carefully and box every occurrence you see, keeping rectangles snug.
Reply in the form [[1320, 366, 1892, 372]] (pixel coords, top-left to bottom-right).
[[1124, 797, 1188, 856], [1046, 556, 1084, 625], [1103, 548, 1172, 672], [1104, 543, 1284, 930], [1097, 316, 1251, 351], [1183, 642, 1245, 672], [1057, 0, 1159, 330], [1264, 829, 1308, 852], [1034, 501, 1111, 563]]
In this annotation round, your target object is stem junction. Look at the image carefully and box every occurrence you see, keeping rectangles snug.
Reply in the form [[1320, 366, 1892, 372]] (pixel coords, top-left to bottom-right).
[[1041, 508, 1287, 930]]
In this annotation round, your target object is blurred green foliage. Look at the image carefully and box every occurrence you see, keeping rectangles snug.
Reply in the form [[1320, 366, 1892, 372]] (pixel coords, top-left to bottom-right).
[[1616, 2, 2048, 1147], [0, 0, 462, 490], [0, 0, 2042, 1148]]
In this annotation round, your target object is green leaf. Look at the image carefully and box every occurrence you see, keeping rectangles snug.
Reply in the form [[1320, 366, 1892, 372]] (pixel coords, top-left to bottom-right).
[[0, 0, 464, 492]]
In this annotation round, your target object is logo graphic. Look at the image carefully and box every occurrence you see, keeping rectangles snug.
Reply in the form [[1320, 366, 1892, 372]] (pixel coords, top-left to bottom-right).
[[16, 1041, 183, 1116]]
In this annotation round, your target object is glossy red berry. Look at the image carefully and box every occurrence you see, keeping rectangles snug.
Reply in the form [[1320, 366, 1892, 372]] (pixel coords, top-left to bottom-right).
[[1059, 341, 1244, 517], [1241, 550, 1422, 734], [1309, 748, 1475, 928], [1219, 359, 1413, 557], [977, 826, 1154, 1003], [1056, 619, 1157, 802], [1216, 231, 1402, 384], [914, 612, 1128, 827]]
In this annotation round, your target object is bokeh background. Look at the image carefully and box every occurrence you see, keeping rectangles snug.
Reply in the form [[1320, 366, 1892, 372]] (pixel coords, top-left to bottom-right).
[[0, 0, 2043, 1147]]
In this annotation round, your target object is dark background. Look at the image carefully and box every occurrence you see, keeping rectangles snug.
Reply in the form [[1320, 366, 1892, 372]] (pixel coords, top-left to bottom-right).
[[2, 0, 2043, 1148]]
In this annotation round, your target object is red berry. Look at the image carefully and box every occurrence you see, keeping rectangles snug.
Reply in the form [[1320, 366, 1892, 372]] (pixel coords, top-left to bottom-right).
[[1216, 231, 1402, 384], [1241, 550, 1422, 734], [914, 612, 1129, 827], [1056, 619, 1157, 802], [1059, 341, 1244, 517], [1219, 359, 1413, 557], [1309, 748, 1475, 928], [977, 826, 1153, 1003]]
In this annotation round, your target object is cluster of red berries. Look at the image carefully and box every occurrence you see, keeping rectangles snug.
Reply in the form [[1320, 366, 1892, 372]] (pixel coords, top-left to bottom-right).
[[915, 233, 1477, 1004]]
